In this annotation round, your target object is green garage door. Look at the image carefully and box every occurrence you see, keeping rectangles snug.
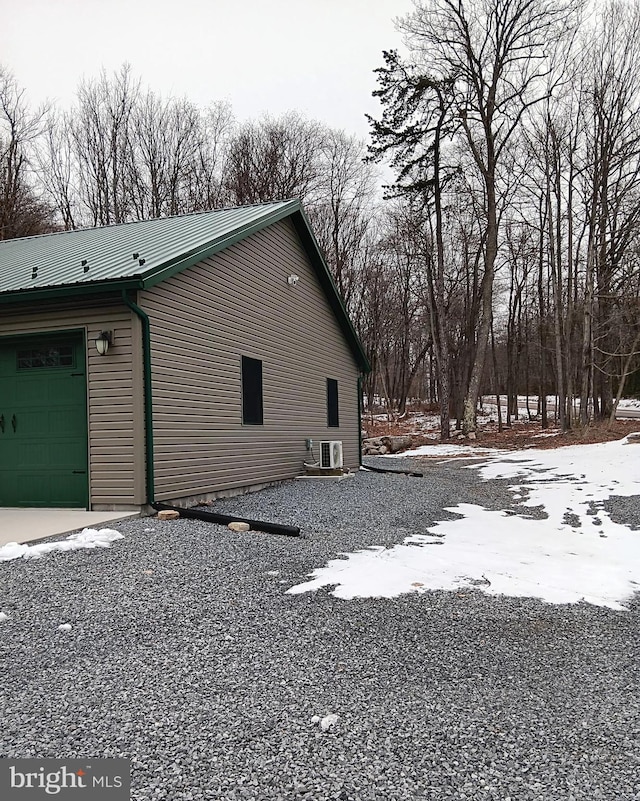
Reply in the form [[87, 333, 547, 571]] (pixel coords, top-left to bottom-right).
[[0, 334, 88, 508]]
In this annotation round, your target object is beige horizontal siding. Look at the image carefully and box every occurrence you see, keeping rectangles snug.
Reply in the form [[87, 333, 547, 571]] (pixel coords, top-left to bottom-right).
[[0, 297, 144, 507], [140, 218, 361, 501]]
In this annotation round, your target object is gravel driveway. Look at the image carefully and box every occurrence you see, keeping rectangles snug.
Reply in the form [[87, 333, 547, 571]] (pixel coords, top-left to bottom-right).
[[1, 458, 639, 801]]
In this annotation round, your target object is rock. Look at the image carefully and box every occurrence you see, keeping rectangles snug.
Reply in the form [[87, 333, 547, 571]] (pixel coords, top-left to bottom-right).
[[320, 713, 339, 731], [228, 521, 251, 532], [467, 431, 476, 440], [380, 435, 413, 453], [362, 437, 396, 456], [365, 444, 390, 455], [362, 437, 388, 456], [157, 510, 180, 520]]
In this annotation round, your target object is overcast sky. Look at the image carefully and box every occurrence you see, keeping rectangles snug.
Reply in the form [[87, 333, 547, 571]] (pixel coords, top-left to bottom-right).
[[1, 0, 410, 140]]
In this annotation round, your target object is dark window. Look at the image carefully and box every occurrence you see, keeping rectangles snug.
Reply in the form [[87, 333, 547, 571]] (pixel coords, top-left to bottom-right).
[[17, 345, 74, 370], [327, 378, 339, 427], [242, 356, 263, 425]]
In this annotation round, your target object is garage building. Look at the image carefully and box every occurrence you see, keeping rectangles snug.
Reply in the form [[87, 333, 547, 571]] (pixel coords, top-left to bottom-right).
[[0, 200, 369, 511]]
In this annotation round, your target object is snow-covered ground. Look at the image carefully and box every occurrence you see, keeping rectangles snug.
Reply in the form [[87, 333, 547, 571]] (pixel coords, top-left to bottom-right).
[[365, 395, 640, 431], [290, 436, 640, 610], [389, 443, 508, 458]]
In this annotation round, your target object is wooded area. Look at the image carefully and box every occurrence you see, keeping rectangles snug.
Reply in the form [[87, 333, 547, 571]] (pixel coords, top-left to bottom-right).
[[1, 0, 639, 437]]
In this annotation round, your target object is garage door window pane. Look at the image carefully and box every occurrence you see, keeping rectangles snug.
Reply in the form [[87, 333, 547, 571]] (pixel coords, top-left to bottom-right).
[[17, 345, 74, 369]]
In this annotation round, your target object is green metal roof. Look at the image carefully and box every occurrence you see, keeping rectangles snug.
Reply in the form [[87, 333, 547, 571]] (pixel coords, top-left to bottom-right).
[[0, 200, 299, 294], [0, 200, 370, 372]]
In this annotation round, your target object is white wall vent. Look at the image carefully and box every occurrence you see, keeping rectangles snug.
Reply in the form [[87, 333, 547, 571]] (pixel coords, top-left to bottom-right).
[[320, 440, 343, 469]]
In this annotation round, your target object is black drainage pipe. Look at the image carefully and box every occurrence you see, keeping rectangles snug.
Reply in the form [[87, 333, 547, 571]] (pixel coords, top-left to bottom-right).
[[152, 502, 301, 537], [361, 464, 424, 478]]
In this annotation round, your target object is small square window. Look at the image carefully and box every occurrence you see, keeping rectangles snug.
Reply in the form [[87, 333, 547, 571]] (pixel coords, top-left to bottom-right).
[[327, 378, 339, 427], [242, 356, 263, 425]]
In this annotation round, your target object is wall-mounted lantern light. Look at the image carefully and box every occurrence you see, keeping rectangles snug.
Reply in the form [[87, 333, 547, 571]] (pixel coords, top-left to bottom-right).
[[287, 274, 300, 286], [95, 331, 113, 356]]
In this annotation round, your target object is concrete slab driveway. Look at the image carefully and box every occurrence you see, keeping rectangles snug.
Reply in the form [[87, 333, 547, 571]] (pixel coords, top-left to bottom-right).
[[0, 509, 139, 546]]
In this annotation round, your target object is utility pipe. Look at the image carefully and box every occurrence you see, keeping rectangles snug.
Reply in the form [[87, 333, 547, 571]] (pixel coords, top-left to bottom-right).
[[122, 290, 155, 505], [152, 502, 301, 537], [361, 464, 423, 478]]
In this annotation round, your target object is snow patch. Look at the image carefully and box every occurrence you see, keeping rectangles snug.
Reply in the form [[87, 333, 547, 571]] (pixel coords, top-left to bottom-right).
[[0, 528, 124, 562], [384, 443, 507, 458], [618, 399, 640, 409], [288, 437, 640, 610]]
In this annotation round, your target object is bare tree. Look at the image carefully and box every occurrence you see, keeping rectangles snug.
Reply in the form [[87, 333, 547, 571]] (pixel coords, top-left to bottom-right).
[[578, 0, 640, 422], [129, 92, 205, 219], [307, 130, 378, 308], [0, 65, 54, 239], [70, 64, 140, 225], [38, 109, 78, 230], [399, 0, 580, 433], [224, 113, 324, 205], [187, 101, 234, 211]]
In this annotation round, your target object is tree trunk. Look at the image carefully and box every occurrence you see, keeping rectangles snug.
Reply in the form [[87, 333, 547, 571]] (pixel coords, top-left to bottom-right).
[[462, 181, 497, 434]]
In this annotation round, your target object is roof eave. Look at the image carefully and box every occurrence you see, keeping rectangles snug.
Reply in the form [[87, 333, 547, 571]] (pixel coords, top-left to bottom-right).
[[0, 277, 144, 305]]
